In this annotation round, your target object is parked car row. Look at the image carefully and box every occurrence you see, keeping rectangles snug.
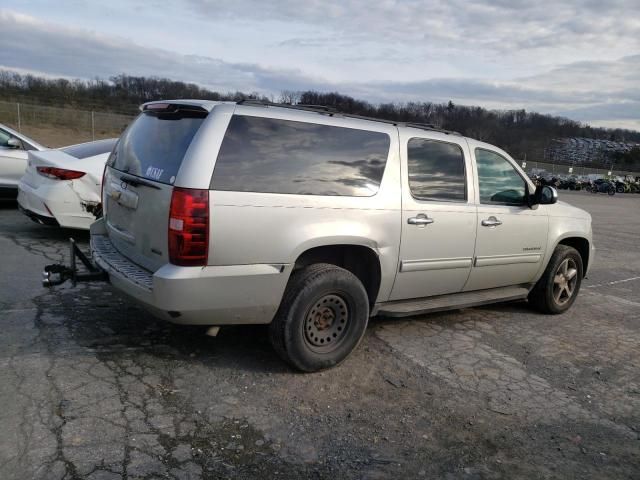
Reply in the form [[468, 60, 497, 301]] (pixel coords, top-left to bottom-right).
[[531, 173, 640, 195]]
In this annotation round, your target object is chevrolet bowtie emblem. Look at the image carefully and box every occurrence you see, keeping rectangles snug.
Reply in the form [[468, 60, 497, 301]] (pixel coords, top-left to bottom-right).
[[110, 190, 122, 200]]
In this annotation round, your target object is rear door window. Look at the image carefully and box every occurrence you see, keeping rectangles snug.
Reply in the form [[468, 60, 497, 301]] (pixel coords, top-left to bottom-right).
[[109, 108, 206, 184], [407, 138, 466, 202], [211, 115, 390, 196]]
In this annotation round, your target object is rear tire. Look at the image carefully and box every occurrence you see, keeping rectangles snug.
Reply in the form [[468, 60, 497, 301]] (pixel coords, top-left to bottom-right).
[[528, 245, 583, 314], [269, 263, 369, 372]]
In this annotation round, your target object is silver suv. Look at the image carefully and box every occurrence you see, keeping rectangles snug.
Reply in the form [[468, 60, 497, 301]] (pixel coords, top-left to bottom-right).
[[91, 99, 593, 371]]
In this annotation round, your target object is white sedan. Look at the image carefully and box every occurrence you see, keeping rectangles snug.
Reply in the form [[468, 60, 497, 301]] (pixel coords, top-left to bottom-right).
[[0, 123, 46, 198], [18, 138, 117, 230]]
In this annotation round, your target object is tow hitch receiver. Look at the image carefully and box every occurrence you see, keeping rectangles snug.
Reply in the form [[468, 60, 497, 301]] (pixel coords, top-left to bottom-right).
[[43, 238, 107, 287]]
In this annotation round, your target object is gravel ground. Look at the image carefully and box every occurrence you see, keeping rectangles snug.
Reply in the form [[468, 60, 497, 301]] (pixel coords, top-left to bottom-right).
[[0, 191, 639, 479]]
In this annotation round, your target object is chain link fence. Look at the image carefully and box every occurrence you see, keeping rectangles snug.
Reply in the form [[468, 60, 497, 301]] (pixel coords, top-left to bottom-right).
[[0, 100, 134, 148]]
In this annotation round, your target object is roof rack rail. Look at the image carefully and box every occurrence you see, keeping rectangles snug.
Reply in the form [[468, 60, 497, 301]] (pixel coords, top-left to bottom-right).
[[235, 100, 460, 135], [404, 122, 460, 135], [237, 99, 338, 114]]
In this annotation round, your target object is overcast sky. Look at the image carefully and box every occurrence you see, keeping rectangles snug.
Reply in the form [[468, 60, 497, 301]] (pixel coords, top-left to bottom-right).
[[1, 1, 639, 130]]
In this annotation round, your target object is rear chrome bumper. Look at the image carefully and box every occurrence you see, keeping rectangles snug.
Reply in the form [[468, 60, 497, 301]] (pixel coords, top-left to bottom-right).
[[90, 219, 291, 326]]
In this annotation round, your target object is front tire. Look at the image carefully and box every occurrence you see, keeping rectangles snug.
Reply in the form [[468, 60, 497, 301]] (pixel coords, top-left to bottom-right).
[[528, 245, 583, 314], [269, 263, 369, 372]]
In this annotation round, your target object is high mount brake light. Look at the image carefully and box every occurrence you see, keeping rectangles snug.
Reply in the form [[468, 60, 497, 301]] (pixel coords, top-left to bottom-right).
[[144, 102, 173, 111], [37, 167, 86, 180], [168, 187, 209, 266]]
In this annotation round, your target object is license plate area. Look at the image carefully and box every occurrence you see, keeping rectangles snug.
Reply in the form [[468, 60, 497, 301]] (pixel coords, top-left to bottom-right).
[[108, 181, 139, 210]]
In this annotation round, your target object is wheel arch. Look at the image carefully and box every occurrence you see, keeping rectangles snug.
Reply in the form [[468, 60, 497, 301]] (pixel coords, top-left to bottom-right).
[[556, 236, 590, 277], [292, 244, 383, 308]]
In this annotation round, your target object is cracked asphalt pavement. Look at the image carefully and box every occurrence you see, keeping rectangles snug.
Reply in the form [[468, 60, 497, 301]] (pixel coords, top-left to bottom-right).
[[1, 191, 639, 479]]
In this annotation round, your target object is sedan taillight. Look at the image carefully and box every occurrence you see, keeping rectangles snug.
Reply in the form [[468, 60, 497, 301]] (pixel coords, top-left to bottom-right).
[[36, 167, 86, 180], [168, 187, 209, 266]]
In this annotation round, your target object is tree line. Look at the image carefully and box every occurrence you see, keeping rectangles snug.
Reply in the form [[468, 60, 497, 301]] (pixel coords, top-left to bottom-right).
[[1, 70, 639, 166]]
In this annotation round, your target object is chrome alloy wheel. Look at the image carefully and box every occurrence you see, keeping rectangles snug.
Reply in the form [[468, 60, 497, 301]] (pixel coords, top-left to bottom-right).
[[553, 258, 578, 306], [304, 294, 349, 351]]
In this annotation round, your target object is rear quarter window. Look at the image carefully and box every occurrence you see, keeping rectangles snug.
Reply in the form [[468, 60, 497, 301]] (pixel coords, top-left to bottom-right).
[[110, 109, 206, 184], [211, 115, 390, 196]]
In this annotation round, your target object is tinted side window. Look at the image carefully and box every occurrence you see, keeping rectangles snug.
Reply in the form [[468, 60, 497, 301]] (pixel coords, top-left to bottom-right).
[[476, 149, 526, 205], [407, 138, 466, 202], [211, 115, 390, 196]]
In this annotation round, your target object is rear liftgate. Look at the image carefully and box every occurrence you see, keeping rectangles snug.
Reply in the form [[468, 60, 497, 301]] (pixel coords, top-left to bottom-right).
[[42, 238, 107, 287]]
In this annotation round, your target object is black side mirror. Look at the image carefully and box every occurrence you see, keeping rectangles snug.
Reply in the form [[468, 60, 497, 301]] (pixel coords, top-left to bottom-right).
[[532, 184, 558, 205]]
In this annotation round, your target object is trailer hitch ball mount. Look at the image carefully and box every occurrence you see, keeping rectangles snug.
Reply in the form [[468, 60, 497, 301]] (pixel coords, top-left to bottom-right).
[[42, 238, 107, 287]]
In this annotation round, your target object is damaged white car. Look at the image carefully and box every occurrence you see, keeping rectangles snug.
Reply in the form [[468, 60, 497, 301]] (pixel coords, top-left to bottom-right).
[[17, 138, 117, 229]]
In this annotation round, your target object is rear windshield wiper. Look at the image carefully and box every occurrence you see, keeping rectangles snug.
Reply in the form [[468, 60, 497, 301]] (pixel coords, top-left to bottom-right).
[[119, 174, 161, 190]]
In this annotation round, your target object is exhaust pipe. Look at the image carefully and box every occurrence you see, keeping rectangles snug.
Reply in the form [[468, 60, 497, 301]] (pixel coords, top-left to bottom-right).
[[206, 326, 220, 337]]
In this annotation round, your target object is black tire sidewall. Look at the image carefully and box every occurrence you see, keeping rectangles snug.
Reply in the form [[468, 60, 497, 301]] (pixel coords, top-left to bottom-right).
[[281, 266, 369, 372]]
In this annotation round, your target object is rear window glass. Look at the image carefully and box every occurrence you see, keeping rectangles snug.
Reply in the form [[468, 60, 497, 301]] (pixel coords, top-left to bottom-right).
[[211, 115, 390, 196], [407, 138, 466, 202], [62, 138, 117, 159], [110, 110, 206, 184]]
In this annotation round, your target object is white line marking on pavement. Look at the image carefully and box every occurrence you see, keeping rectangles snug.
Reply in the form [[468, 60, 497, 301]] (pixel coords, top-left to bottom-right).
[[584, 290, 640, 308], [585, 276, 640, 289]]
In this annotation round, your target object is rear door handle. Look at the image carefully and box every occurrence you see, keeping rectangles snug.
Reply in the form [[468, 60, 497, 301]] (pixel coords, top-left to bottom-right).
[[481, 216, 502, 227], [408, 214, 434, 226]]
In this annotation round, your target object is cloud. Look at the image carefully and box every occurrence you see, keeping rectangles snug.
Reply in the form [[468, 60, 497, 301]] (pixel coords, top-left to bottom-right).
[[0, 9, 323, 94], [0, 7, 638, 131], [183, 0, 640, 59]]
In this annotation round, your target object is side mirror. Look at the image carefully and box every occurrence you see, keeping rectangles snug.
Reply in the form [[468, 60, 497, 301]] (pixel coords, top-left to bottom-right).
[[7, 137, 21, 149], [534, 185, 558, 205]]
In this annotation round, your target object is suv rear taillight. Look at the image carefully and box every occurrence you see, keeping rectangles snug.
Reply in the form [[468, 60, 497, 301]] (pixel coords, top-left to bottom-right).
[[100, 165, 107, 213], [168, 187, 209, 266]]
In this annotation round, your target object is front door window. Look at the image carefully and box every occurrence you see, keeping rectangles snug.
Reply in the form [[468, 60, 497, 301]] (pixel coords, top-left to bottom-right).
[[476, 148, 526, 205]]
